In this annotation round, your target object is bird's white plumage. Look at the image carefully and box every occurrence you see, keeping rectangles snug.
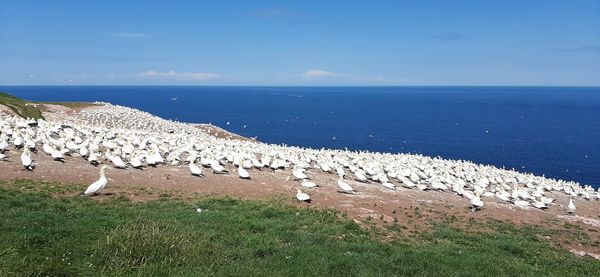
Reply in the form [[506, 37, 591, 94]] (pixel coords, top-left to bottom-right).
[[189, 162, 203, 176], [337, 178, 355, 194], [292, 169, 308, 180], [296, 189, 310, 202], [211, 161, 226, 173], [301, 181, 318, 188], [470, 194, 484, 211], [84, 165, 108, 195], [238, 166, 250, 179], [21, 148, 32, 169], [568, 198, 576, 214], [382, 182, 396, 190]]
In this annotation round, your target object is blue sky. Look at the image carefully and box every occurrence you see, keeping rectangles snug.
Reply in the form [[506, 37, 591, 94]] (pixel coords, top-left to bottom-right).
[[1, 0, 599, 86]]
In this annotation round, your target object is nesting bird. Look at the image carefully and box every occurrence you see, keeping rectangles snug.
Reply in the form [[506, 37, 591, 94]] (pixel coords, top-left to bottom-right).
[[292, 168, 308, 180], [301, 181, 318, 188], [337, 177, 355, 194], [189, 161, 203, 176], [210, 161, 226, 174], [470, 192, 484, 212], [238, 166, 250, 179], [296, 189, 311, 202]]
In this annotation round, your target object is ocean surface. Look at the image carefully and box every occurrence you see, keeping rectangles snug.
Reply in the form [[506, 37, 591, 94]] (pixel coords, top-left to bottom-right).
[[2, 86, 599, 188]]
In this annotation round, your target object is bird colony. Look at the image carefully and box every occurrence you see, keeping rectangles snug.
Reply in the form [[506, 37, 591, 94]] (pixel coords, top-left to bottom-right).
[[1, 103, 598, 212]]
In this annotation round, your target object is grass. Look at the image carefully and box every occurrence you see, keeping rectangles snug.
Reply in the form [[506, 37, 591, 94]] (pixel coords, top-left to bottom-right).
[[0, 92, 44, 119], [0, 179, 599, 276], [0, 92, 99, 120], [41, 101, 100, 109]]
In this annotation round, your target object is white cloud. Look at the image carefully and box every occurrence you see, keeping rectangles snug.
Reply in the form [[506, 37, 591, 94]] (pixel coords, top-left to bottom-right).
[[300, 69, 389, 83], [111, 33, 146, 38], [302, 69, 336, 78], [140, 70, 221, 81]]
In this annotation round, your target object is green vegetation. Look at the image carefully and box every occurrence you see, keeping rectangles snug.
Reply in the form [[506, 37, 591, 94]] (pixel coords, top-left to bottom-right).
[[1, 179, 599, 276], [0, 92, 44, 119], [42, 101, 100, 109], [0, 92, 99, 120]]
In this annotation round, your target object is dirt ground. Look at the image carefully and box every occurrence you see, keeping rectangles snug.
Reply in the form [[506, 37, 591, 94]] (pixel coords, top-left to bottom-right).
[[1, 103, 599, 260]]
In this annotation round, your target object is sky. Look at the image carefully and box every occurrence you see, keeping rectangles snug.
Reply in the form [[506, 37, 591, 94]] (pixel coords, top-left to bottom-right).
[[1, 0, 599, 86]]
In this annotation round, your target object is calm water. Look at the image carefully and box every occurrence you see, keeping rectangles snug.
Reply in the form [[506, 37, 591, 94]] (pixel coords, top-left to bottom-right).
[[2, 86, 599, 187]]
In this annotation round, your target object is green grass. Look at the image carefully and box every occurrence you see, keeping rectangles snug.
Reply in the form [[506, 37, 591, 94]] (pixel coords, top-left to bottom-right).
[[42, 101, 100, 109], [0, 92, 100, 120], [1, 179, 599, 276], [0, 92, 44, 120]]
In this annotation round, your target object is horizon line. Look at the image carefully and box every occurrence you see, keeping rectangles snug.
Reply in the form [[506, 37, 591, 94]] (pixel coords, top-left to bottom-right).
[[1, 84, 600, 88]]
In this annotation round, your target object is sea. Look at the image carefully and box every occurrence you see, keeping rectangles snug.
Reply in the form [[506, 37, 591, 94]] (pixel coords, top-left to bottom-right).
[[2, 86, 599, 188]]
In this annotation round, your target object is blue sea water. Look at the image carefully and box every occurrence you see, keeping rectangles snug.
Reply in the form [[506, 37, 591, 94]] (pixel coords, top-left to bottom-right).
[[2, 86, 599, 188]]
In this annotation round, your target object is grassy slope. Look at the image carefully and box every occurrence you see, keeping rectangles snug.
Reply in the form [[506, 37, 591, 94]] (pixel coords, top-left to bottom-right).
[[0, 92, 44, 119], [0, 179, 599, 276], [0, 92, 99, 120], [41, 101, 100, 109]]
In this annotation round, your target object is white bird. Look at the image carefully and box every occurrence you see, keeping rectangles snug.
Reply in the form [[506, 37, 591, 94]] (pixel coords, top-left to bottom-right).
[[296, 189, 311, 202], [42, 143, 54, 155], [13, 136, 23, 148], [238, 166, 250, 179], [470, 192, 484, 211], [540, 196, 554, 205], [382, 182, 396, 190], [399, 177, 416, 188], [189, 161, 203, 176], [354, 170, 368, 183], [495, 191, 511, 202], [84, 165, 109, 195], [292, 168, 308, 180], [129, 156, 143, 168], [301, 181, 318, 188], [79, 146, 89, 157], [88, 152, 99, 165], [567, 198, 576, 214], [514, 200, 531, 208], [50, 148, 65, 162], [21, 148, 33, 170], [336, 167, 345, 178], [108, 154, 127, 168], [532, 200, 547, 209], [0, 152, 6, 161], [211, 161, 226, 174], [337, 178, 355, 194]]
